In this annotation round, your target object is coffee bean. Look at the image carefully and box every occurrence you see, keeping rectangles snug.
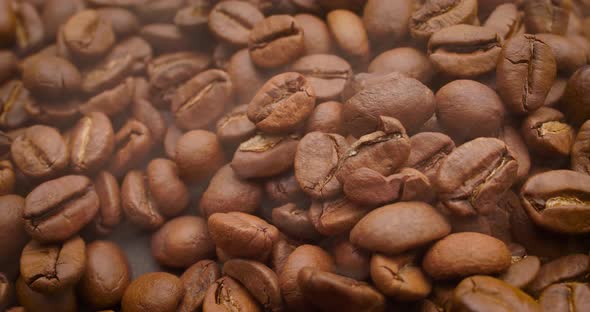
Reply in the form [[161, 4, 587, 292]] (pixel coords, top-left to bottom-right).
[[525, 0, 572, 35], [151, 216, 214, 268], [0, 195, 28, 271], [121, 272, 184, 312], [81, 50, 135, 95], [326, 10, 370, 63], [19, 236, 85, 294], [291, 54, 352, 101], [202, 276, 261, 312], [249, 15, 305, 68], [309, 196, 371, 236], [209, 1, 264, 47], [63, 10, 115, 60], [521, 107, 574, 157], [563, 65, 590, 126], [171, 69, 233, 130], [108, 119, 153, 177], [106, 36, 153, 75], [499, 256, 541, 289], [0, 0, 16, 47], [0, 160, 15, 196], [482, 3, 523, 40], [208, 212, 280, 261], [409, 0, 478, 40], [497, 34, 557, 114], [174, 1, 211, 34], [452, 276, 540, 312], [178, 260, 221, 312], [271, 203, 322, 241], [90, 171, 121, 236], [294, 14, 334, 55], [435, 138, 518, 216], [223, 259, 283, 312], [536, 34, 587, 74], [96, 7, 140, 38], [370, 253, 432, 301], [41, 0, 85, 40], [330, 238, 370, 281], [11, 125, 68, 180], [121, 170, 165, 231], [527, 253, 589, 295], [175, 130, 225, 183], [0, 80, 32, 129], [264, 171, 306, 205], [520, 170, 590, 234], [16, 277, 77, 312], [304, 101, 344, 134], [231, 133, 299, 179], [25, 97, 81, 127], [227, 49, 272, 104], [368, 47, 434, 84], [406, 132, 455, 182], [499, 124, 532, 182], [215, 104, 257, 145], [81, 77, 135, 116], [146, 158, 189, 217], [539, 282, 590, 312], [363, 0, 413, 46], [131, 98, 166, 143], [13, 2, 44, 54], [163, 124, 183, 159], [69, 112, 115, 174], [135, 0, 184, 23], [350, 202, 450, 254]]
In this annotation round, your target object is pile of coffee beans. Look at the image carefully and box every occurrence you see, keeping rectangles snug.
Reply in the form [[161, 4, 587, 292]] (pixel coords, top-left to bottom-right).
[[1, 0, 590, 311]]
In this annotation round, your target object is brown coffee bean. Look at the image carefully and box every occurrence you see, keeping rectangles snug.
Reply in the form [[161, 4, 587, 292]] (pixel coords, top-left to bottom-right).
[[368, 47, 434, 84], [350, 202, 450, 254], [152, 216, 215, 268], [326, 10, 370, 63], [264, 171, 306, 205], [208, 1, 263, 47], [25, 97, 81, 127], [248, 72, 315, 133], [343, 72, 436, 136], [134, 0, 184, 23], [525, 0, 572, 35], [208, 212, 280, 261], [0, 160, 15, 196], [406, 132, 455, 182], [521, 107, 574, 157], [146, 158, 189, 217], [140, 23, 194, 53], [279, 244, 334, 311], [0, 80, 30, 129], [81, 77, 135, 117], [0, 0, 16, 47], [202, 276, 261, 312], [304, 101, 344, 134], [178, 260, 221, 312], [295, 132, 348, 200], [80, 50, 135, 95], [0, 195, 28, 273], [563, 65, 590, 126], [224, 259, 283, 312], [175, 130, 225, 184], [271, 239, 297, 275], [497, 34, 557, 114], [13, 2, 44, 54], [330, 238, 370, 281], [428, 24, 502, 78], [249, 15, 305, 68], [409, 0, 478, 40], [215, 104, 257, 145], [527, 253, 589, 295], [536, 34, 587, 74], [108, 119, 153, 177], [63, 10, 115, 60], [174, 1, 211, 34], [370, 253, 431, 301], [483, 3, 523, 40], [22, 55, 81, 99], [521, 170, 590, 234], [231, 133, 299, 179], [294, 14, 334, 55], [452, 276, 540, 312], [91, 171, 121, 236], [69, 112, 114, 174], [132, 98, 166, 143], [308, 197, 371, 236], [271, 203, 322, 241], [41, 0, 85, 40], [499, 256, 541, 289], [435, 138, 518, 216], [96, 7, 140, 38], [298, 267, 385, 312], [171, 69, 233, 130], [23, 175, 99, 242], [539, 282, 590, 312], [163, 124, 183, 159], [16, 277, 77, 312], [363, 0, 413, 46], [227, 49, 272, 104], [106, 36, 153, 76], [121, 272, 184, 312], [291, 54, 351, 102], [20, 236, 85, 294], [499, 124, 531, 182], [423, 232, 511, 280], [121, 170, 165, 231]]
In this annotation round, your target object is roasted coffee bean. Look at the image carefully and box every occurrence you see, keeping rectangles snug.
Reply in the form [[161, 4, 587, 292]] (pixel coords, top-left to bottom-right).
[[202, 276, 261, 312], [499, 124, 532, 182], [436, 80, 505, 143], [23, 175, 99, 242], [428, 24, 502, 78], [81, 50, 135, 95], [178, 260, 221, 312], [350, 202, 450, 254], [563, 65, 590, 126], [423, 232, 511, 280], [536, 34, 587, 74], [227, 49, 272, 104], [215, 104, 257, 145], [81, 77, 135, 117], [25, 97, 81, 127], [0, 80, 31, 129], [231, 133, 299, 179], [521, 107, 574, 157], [271, 203, 322, 241], [121, 272, 184, 312], [132, 98, 166, 143], [326, 10, 370, 63], [151, 216, 215, 268], [171, 69, 233, 130], [22, 55, 80, 99], [0, 160, 15, 196], [539, 282, 590, 312], [368, 47, 434, 84], [0, 0, 16, 47], [409, 0, 478, 40], [291, 54, 351, 101], [0, 195, 28, 271], [208, 212, 280, 261], [298, 268, 386, 312], [248, 72, 315, 134], [11, 125, 68, 180], [294, 132, 348, 200], [527, 253, 589, 295], [343, 72, 436, 136], [105, 36, 153, 75], [223, 259, 283, 311], [525, 0, 572, 35], [497, 34, 557, 114], [363, 0, 413, 46], [435, 138, 518, 216], [199, 164, 262, 217], [520, 170, 590, 234], [135, 0, 184, 23], [16, 277, 77, 312], [69, 112, 115, 174], [370, 253, 431, 301], [452, 276, 540, 312], [20, 236, 85, 294], [279, 244, 334, 311], [294, 14, 333, 55], [208, 1, 264, 47], [96, 7, 140, 38], [146, 158, 189, 217], [264, 171, 306, 205], [308, 197, 371, 236], [483, 3, 523, 40], [140, 23, 193, 53], [304, 101, 344, 134], [271, 238, 297, 275], [499, 256, 541, 289], [41, 0, 85, 40], [406, 132, 455, 182], [249, 15, 305, 68], [108, 119, 153, 177], [174, 1, 211, 34], [91, 171, 121, 236], [163, 124, 183, 159], [13, 2, 44, 54], [62, 10, 115, 60], [121, 170, 165, 230], [175, 130, 225, 183], [330, 238, 370, 281]]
